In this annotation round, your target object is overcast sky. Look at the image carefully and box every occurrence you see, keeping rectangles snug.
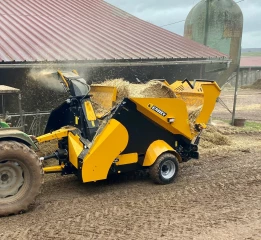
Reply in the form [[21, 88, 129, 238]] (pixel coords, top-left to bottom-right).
[[105, 0, 260, 49]]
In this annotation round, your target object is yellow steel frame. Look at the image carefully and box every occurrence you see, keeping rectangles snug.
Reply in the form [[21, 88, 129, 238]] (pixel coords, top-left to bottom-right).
[[43, 165, 63, 173], [116, 153, 138, 166]]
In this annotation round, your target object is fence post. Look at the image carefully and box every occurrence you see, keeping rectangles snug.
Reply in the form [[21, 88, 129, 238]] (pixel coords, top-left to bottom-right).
[[232, 65, 240, 125], [18, 93, 25, 132]]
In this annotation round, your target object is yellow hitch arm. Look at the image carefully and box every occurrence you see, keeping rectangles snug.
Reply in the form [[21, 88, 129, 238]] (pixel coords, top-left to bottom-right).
[[36, 127, 76, 143]]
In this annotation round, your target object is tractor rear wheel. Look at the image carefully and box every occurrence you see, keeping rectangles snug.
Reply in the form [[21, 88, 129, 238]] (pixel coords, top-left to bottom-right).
[[0, 141, 43, 217], [149, 153, 179, 184]]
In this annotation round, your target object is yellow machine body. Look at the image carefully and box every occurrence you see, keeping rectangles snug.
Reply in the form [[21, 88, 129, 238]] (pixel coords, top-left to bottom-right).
[[37, 72, 221, 183]]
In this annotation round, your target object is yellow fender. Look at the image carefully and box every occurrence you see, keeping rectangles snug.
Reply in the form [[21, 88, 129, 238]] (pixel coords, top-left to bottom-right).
[[143, 140, 182, 167]]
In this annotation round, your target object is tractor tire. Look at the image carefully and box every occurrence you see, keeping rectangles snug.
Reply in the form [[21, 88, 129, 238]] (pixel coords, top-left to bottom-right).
[[0, 141, 44, 217], [149, 153, 179, 185]]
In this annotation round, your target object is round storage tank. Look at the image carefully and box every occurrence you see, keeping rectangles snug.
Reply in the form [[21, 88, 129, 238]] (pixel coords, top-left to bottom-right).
[[184, 0, 243, 86]]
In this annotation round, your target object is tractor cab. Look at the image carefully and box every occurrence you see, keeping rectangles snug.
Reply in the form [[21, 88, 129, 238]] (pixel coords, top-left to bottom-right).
[[0, 85, 24, 130]]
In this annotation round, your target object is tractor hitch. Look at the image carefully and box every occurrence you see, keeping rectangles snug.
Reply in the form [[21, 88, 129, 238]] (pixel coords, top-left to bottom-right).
[[39, 149, 68, 161]]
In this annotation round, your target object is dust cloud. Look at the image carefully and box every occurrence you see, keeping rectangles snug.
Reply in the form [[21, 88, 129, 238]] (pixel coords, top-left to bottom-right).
[[27, 66, 92, 92], [27, 69, 64, 92]]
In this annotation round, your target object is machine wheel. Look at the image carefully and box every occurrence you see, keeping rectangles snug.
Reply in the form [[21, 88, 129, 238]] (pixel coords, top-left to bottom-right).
[[149, 153, 179, 184], [0, 141, 43, 217]]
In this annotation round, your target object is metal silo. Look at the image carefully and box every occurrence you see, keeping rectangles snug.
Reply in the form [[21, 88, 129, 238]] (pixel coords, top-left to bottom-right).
[[184, 0, 243, 86]]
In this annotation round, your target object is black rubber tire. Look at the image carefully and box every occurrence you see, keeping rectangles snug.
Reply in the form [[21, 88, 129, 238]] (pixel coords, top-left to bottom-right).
[[0, 141, 44, 217], [149, 153, 179, 185]]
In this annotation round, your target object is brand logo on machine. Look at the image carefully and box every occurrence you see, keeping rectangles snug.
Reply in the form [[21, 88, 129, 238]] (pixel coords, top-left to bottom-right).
[[151, 105, 167, 117]]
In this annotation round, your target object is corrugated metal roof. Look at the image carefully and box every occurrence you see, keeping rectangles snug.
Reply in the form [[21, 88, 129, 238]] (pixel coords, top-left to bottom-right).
[[0, 0, 227, 63], [240, 56, 261, 68]]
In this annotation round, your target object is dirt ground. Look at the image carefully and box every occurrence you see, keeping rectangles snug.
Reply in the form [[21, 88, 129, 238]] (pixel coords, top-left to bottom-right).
[[0, 89, 261, 240], [213, 88, 261, 121]]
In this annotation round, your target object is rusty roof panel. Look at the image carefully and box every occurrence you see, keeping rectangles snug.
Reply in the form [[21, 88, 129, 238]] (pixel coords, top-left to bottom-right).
[[240, 57, 261, 67], [0, 0, 227, 63]]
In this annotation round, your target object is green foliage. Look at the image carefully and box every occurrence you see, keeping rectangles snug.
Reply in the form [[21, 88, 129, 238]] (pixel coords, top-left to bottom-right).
[[244, 121, 261, 131], [213, 118, 261, 132], [241, 52, 261, 57]]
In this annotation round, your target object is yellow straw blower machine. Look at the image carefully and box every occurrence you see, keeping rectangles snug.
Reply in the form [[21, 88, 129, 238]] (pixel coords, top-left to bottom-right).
[[0, 70, 221, 216]]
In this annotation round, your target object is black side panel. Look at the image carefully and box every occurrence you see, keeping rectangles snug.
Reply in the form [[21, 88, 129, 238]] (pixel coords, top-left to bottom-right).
[[44, 101, 73, 133], [44, 97, 98, 141], [112, 99, 191, 155]]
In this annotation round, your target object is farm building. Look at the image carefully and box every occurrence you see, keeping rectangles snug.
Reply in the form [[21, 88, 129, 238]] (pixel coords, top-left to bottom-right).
[[239, 57, 261, 86], [0, 0, 229, 114], [226, 56, 261, 87]]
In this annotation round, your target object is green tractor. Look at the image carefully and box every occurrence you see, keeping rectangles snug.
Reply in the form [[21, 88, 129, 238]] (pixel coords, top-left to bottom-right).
[[0, 85, 43, 216]]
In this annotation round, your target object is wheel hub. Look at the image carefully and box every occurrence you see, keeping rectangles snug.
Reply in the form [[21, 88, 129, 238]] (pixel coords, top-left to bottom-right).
[[161, 160, 176, 180], [1, 173, 9, 182], [0, 161, 24, 198]]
